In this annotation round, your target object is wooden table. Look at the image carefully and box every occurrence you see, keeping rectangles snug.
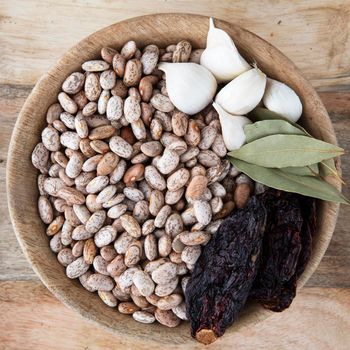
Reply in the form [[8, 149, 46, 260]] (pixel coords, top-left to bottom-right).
[[1, 1, 350, 349]]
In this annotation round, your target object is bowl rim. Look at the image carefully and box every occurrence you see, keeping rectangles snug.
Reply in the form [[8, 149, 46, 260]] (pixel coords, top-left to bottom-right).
[[6, 12, 340, 344]]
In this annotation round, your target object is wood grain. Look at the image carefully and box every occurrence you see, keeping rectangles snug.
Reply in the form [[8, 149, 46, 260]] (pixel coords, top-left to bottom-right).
[[0, 0, 350, 89], [0, 3, 349, 349], [5, 14, 341, 343], [0, 85, 37, 280], [1, 281, 350, 350]]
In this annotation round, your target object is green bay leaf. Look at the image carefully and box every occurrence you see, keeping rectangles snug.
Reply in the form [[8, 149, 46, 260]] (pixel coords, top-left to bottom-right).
[[229, 134, 344, 168], [281, 163, 319, 176], [245, 120, 305, 143], [248, 107, 289, 122], [228, 157, 349, 205], [319, 158, 344, 184], [291, 122, 312, 137], [247, 107, 313, 136], [319, 158, 337, 177]]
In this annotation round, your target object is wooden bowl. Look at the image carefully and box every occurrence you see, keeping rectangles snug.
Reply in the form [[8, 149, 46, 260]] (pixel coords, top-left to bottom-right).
[[7, 14, 340, 345]]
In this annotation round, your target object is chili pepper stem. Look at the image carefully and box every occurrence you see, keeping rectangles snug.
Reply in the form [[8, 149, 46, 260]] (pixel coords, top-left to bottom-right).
[[196, 329, 218, 345]]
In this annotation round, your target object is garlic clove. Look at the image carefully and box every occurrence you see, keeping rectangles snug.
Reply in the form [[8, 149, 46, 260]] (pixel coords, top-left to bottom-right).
[[215, 67, 267, 115], [213, 102, 252, 151], [200, 18, 251, 82], [263, 78, 303, 122], [158, 62, 217, 115]]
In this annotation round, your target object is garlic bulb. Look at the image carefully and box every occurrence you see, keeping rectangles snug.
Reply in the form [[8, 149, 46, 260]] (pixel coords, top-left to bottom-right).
[[213, 102, 252, 151], [215, 67, 267, 115], [158, 62, 217, 115], [200, 18, 251, 82], [263, 78, 303, 122]]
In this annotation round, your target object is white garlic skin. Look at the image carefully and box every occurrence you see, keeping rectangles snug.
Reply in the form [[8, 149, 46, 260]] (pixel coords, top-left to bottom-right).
[[215, 67, 267, 115], [200, 18, 251, 83], [213, 102, 252, 151], [158, 62, 217, 115], [263, 78, 303, 122]]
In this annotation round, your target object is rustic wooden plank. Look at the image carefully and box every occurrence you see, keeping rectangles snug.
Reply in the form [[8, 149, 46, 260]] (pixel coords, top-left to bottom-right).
[[1, 281, 349, 349], [0, 85, 37, 280], [319, 92, 350, 116], [0, 0, 350, 89], [0, 86, 350, 285]]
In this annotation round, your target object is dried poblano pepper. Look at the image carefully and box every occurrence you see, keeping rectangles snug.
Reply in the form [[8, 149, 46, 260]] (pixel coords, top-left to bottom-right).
[[185, 189, 316, 343], [250, 190, 303, 311], [250, 191, 316, 312], [185, 196, 267, 344]]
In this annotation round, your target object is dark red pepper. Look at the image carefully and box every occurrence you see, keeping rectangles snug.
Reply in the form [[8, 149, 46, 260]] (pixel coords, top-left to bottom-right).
[[296, 196, 316, 278], [185, 189, 316, 344], [250, 190, 304, 312], [185, 196, 267, 344]]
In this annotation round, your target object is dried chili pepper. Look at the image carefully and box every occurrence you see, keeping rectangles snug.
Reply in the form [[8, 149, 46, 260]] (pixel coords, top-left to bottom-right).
[[249, 190, 316, 312], [249, 190, 304, 312], [185, 196, 267, 344], [185, 189, 316, 344], [296, 196, 316, 278]]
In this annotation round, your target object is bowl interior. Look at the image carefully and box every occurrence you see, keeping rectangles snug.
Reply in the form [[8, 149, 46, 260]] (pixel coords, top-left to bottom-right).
[[7, 13, 339, 345]]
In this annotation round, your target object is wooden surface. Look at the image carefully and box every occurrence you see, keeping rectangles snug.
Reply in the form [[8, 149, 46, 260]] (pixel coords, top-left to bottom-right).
[[0, 1, 349, 349], [6, 12, 341, 345], [1, 0, 350, 90], [1, 282, 350, 350]]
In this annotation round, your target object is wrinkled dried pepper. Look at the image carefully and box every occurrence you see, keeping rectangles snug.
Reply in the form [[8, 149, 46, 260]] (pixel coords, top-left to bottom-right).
[[250, 190, 303, 311], [250, 191, 316, 311], [185, 196, 267, 344], [296, 196, 316, 278], [186, 189, 316, 344]]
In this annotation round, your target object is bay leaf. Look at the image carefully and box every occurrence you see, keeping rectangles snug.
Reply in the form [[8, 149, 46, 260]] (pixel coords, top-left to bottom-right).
[[281, 163, 319, 176], [248, 107, 289, 122], [229, 134, 344, 168], [245, 120, 305, 143], [319, 158, 345, 184], [292, 122, 312, 137], [229, 157, 349, 205], [248, 107, 313, 136], [319, 158, 337, 177]]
